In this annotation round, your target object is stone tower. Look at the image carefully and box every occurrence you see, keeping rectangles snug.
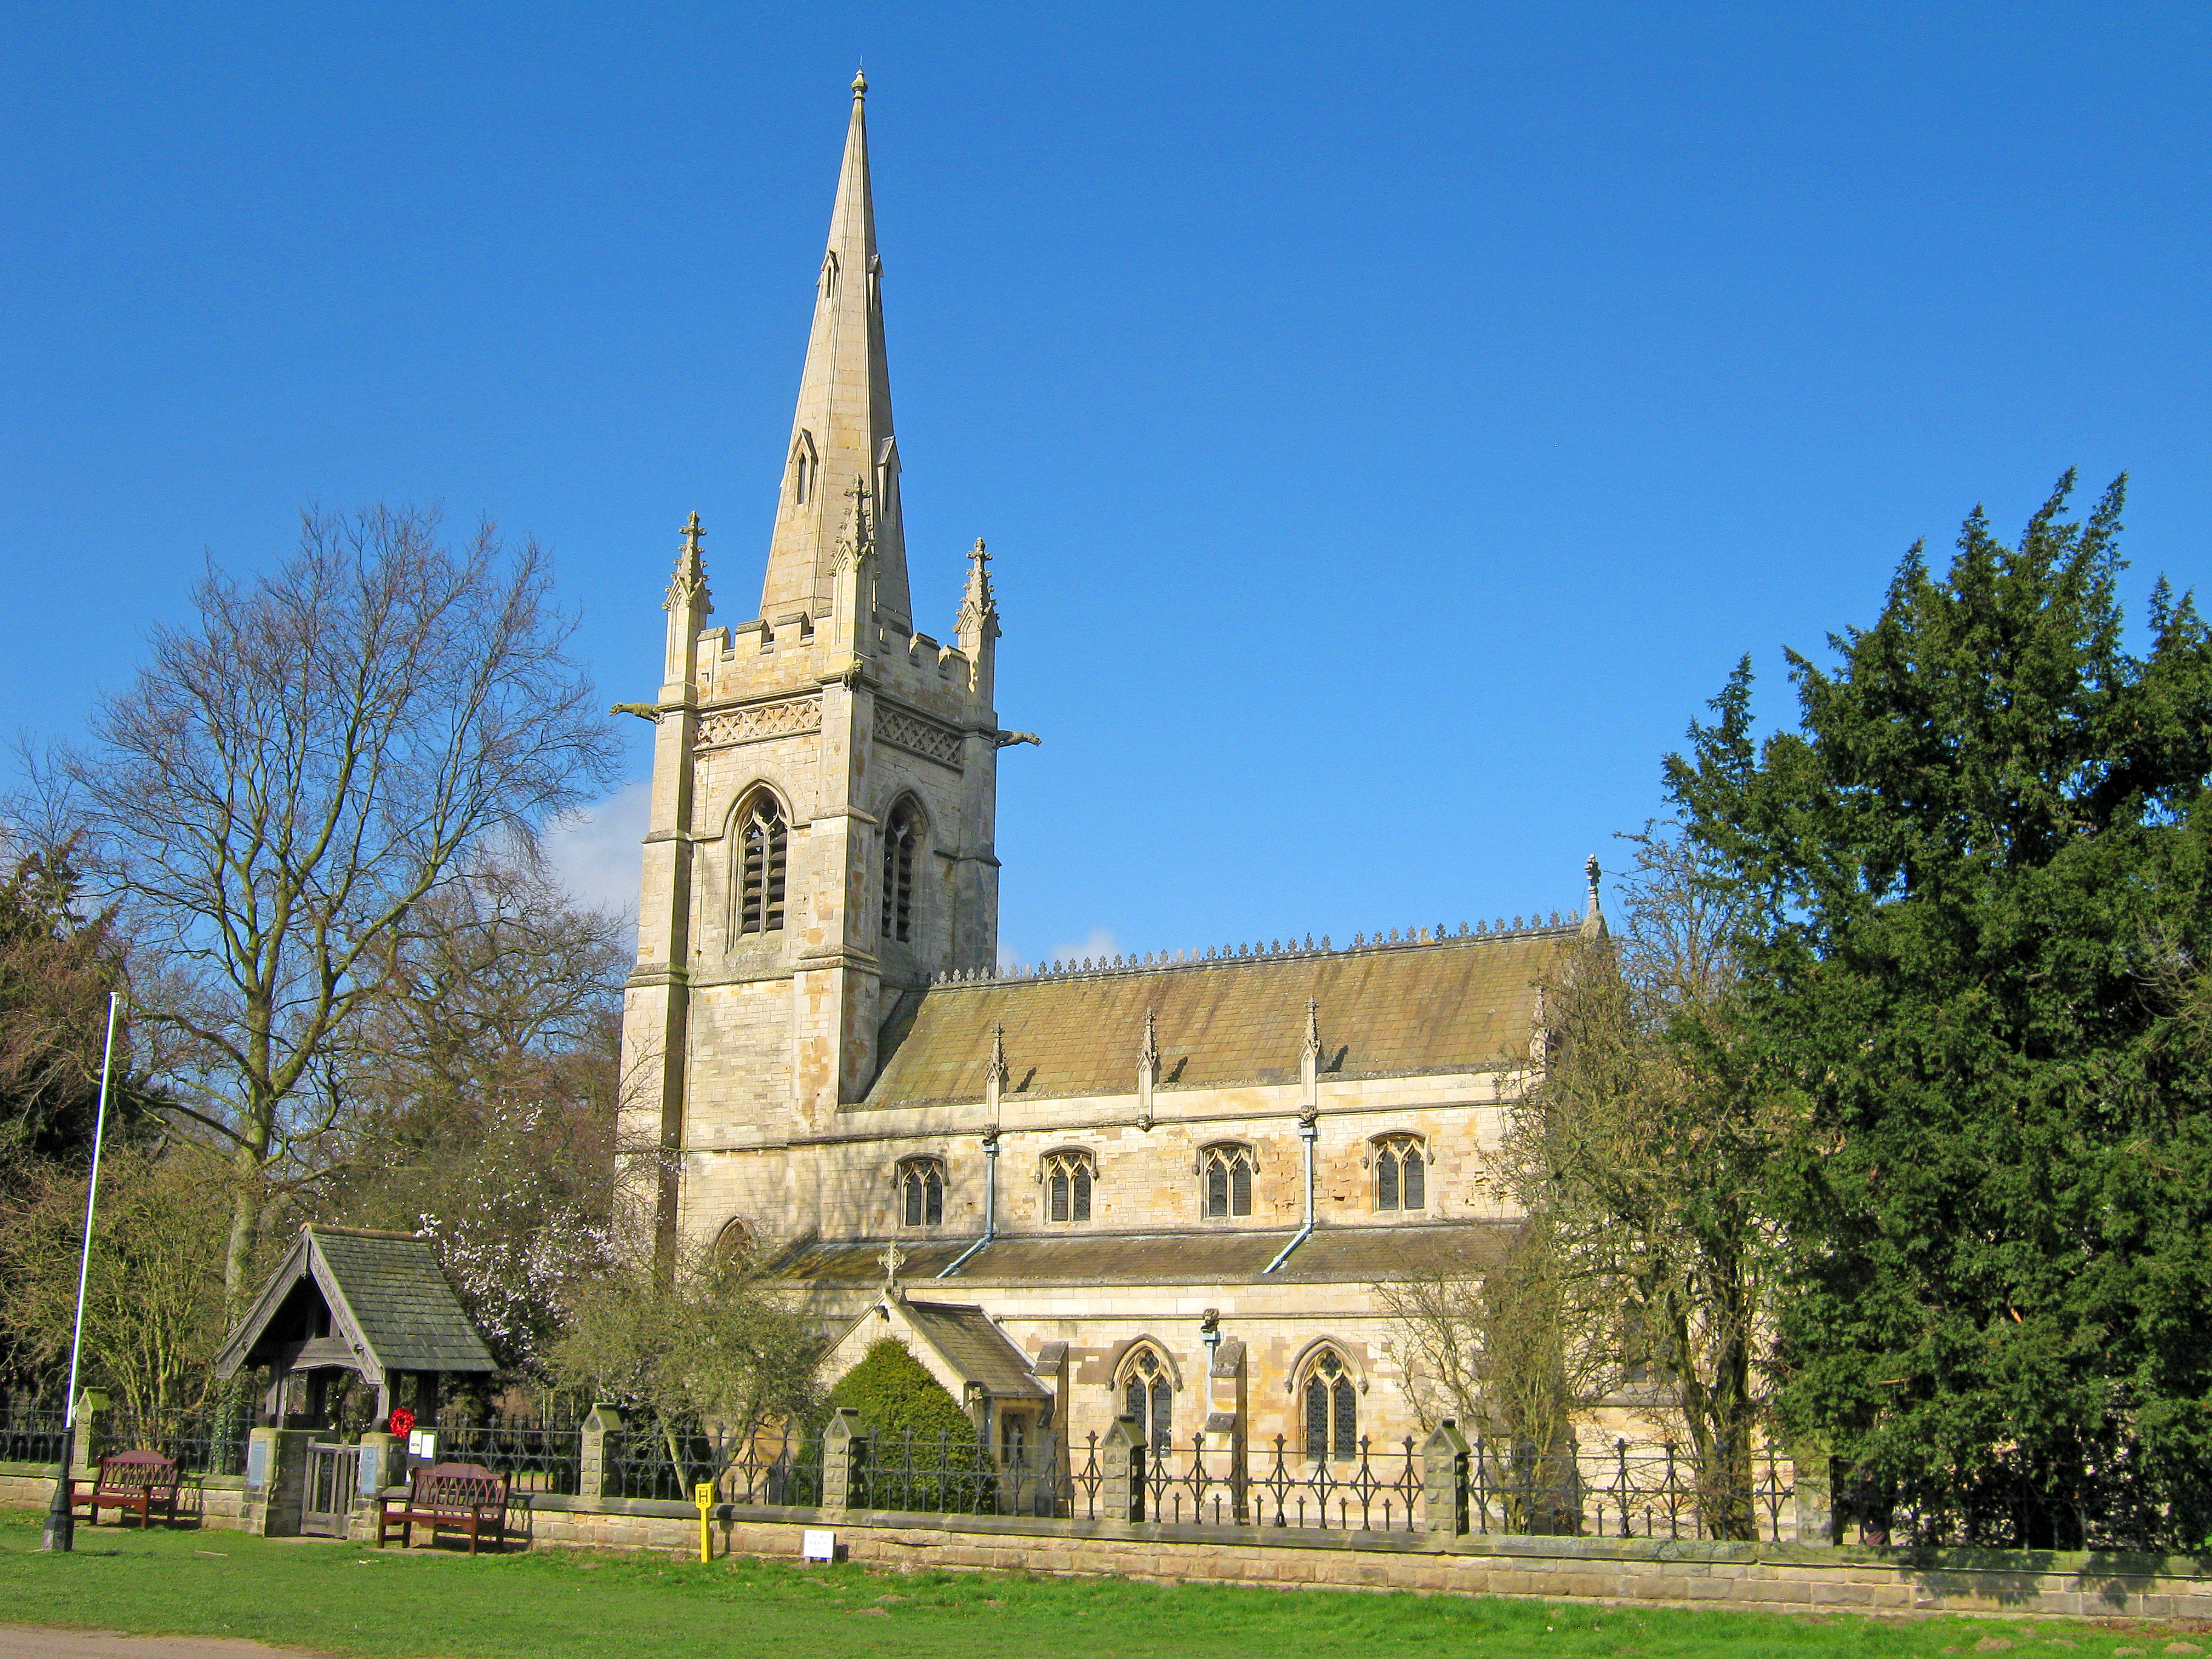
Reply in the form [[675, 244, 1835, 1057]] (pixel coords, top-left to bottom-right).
[[620, 72, 1005, 1253]]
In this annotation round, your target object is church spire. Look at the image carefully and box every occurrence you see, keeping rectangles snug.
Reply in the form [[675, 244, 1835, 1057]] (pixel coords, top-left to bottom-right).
[[759, 69, 910, 631]]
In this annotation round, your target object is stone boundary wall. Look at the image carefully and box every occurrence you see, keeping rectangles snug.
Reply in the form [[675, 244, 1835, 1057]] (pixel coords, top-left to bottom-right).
[[7, 1461, 2210, 1623]]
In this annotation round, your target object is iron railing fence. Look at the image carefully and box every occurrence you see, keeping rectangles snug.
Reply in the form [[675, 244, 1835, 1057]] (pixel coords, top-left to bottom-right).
[[604, 1425, 822, 1506], [433, 1419, 583, 1495], [1834, 1464, 2212, 1556], [94, 1410, 253, 1478], [1461, 1435, 1797, 1544], [0, 1403, 68, 1466], [840, 1428, 1800, 1541]]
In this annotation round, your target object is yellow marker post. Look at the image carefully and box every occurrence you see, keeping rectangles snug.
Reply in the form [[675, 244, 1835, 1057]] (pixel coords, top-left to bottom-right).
[[694, 1481, 714, 1564]]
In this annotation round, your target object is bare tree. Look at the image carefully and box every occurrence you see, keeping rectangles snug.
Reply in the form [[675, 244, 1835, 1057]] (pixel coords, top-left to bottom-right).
[[1497, 822, 1790, 1538], [1375, 1221, 1613, 1529], [324, 856, 629, 1376], [41, 506, 617, 1317]]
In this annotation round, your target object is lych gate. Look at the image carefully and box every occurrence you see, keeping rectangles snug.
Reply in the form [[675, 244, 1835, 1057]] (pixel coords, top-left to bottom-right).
[[214, 1224, 497, 1429]]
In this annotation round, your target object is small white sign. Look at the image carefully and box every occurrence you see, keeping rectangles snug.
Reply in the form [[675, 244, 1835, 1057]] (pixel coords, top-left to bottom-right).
[[407, 1430, 437, 1459], [802, 1528, 836, 1562]]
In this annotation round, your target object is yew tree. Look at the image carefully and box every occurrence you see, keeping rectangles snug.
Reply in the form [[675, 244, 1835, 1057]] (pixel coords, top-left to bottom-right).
[[1671, 474, 2212, 1547]]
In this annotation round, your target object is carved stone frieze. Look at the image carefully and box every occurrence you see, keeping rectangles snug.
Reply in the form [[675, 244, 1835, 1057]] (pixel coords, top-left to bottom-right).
[[695, 695, 822, 751], [875, 705, 964, 768]]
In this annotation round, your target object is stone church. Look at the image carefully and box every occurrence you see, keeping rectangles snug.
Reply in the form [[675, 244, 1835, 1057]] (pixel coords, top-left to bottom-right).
[[616, 74, 1596, 1479]]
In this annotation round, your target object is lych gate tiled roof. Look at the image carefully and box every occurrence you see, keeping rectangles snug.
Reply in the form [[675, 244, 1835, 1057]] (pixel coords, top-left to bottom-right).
[[781, 1224, 1512, 1289], [865, 928, 1575, 1110], [214, 1225, 497, 1381], [897, 1299, 1050, 1399], [311, 1229, 498, 1374]]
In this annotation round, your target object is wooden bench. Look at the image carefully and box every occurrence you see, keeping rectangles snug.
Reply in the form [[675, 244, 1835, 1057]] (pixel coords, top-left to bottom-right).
[[73, 1449, 182, 1528], [377, 1461, 508, 1553]]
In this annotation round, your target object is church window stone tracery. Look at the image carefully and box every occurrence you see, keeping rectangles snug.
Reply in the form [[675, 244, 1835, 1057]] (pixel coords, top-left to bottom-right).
[[1373, 1134, 1426, 1212], [1199, 1143, 1255, 1219], [1042, 1149, 1094, 1224], [736, 791, 788, 935], [898, 1157, 945, 1228], [1119, 1345, 1173, 1454], [881, 797, 920, 943], [1301, 1349, 1358, 1461]]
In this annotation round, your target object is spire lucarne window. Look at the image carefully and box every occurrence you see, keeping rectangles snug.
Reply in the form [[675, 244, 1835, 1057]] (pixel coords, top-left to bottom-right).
[[737, 793, 788, 934], [880, 799, 919, 942]]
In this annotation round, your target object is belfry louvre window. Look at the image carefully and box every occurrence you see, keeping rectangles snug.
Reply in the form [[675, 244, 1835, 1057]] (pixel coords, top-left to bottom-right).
[[1374, 1135, 1426, 1211], [1200, 1144, 1254, 1219], [881, 799, 919, 943], [1121, 1346, 1173, 1454], [1043, 1150, 1094, 1224], [737, 794, 788, 934], [899, 1158, 945, 1228], [1302, 1350, 1358, 1461]]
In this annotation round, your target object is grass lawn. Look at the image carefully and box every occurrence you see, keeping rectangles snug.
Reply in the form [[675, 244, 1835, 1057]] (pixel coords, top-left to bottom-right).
[[0, 1509, 2199, 1659]]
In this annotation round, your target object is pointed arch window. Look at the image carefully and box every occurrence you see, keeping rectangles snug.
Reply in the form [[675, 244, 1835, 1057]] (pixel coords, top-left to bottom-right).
[[1119, 1345, 1173, 1455], [736, 793, 788, 935], [1042, 1149, 1094, 1224], [1199, 1143, 1254, 1219], [819, 250, 840, 303], [880, 798, 920, 943], [1374, 1134, 1426, 1212], [1301, 1349, 1358, 1462], [898, 1157, 945, 1228]]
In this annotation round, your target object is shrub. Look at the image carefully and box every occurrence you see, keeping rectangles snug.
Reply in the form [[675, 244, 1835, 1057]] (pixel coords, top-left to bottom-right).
[[828, 1338, 994, 1512]]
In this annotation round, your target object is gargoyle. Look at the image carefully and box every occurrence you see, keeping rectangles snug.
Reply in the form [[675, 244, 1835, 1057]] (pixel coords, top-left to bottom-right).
[[993, 731, 1042, 749]]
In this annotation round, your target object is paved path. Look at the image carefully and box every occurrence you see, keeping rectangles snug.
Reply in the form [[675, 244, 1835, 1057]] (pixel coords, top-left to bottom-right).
[[0, 1627, 338, 1658]]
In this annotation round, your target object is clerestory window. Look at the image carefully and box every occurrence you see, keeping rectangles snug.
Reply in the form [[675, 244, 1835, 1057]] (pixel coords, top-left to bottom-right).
[[880, 798, 919, 943], [898, 1157, 945, 1228], [736, 793, 788, 935], [1374, 1134, 1427, 1212], [1301, 1349, 1358, 1462], [1042, 1149, 1094, 1224], [1199, 1143, 1255, 1219]]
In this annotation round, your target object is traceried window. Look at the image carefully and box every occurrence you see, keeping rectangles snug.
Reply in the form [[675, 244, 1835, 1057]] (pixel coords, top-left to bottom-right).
[[898, 1158, 945, 1228], [1120, 1346, 1173, 1455], [736, 793, 788, 935], [1301, 1349, 1358, 1461], [1199, 1143, 1255, 1219], [880, 799, 919, 943], [1042, 1149, 1094, 1224], [1374, 1134, 1427, 1212]]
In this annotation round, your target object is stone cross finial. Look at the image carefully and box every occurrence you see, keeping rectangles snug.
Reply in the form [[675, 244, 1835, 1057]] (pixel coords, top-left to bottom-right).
[[878, 1242, 906, 1291]]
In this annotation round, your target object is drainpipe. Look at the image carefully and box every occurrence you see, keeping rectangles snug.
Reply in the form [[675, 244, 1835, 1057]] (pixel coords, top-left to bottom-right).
[[1265, 999, 1324, 1275], [938, 1130, 999, 1278], [1262, 1111, 1317, 1275]]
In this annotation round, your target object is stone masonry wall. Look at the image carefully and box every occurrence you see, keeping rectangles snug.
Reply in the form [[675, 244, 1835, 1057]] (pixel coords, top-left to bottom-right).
[[8, 1464, 2210, 1624]]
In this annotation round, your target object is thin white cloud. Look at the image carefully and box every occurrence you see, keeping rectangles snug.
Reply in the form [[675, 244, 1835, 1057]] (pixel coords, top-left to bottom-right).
[[541, 780, 651, 930], [1039, 927, 1119, 969]]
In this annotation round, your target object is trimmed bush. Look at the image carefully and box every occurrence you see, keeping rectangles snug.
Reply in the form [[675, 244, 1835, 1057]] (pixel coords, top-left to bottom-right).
[[829, 1338, 994, 1512]]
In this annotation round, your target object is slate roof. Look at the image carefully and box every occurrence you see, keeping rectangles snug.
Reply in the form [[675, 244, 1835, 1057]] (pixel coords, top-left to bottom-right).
[[897, 1299, 1050, 1399], [866, 928, 1575, 1109], [215, 1225, 497, 1380], [779, 1224, 1510, 1289]]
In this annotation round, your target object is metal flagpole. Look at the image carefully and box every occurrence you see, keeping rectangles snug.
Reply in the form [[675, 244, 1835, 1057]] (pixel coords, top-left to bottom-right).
[[41, 990, 121, 1553]]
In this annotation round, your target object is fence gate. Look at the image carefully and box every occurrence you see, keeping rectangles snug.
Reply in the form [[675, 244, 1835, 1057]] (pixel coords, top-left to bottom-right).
[[300, 1443, 360, 1537]]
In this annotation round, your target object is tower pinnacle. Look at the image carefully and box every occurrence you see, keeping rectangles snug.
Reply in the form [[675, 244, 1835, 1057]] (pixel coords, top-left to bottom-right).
[[758, 74, 908, 629]]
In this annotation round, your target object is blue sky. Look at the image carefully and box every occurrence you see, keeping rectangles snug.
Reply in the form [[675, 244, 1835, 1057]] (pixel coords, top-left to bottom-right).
[[4, 3, 2207, 966]]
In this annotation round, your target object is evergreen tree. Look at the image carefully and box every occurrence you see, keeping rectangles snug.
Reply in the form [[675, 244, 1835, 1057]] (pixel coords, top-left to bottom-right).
[[1670, 474, 2212, 1548]]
